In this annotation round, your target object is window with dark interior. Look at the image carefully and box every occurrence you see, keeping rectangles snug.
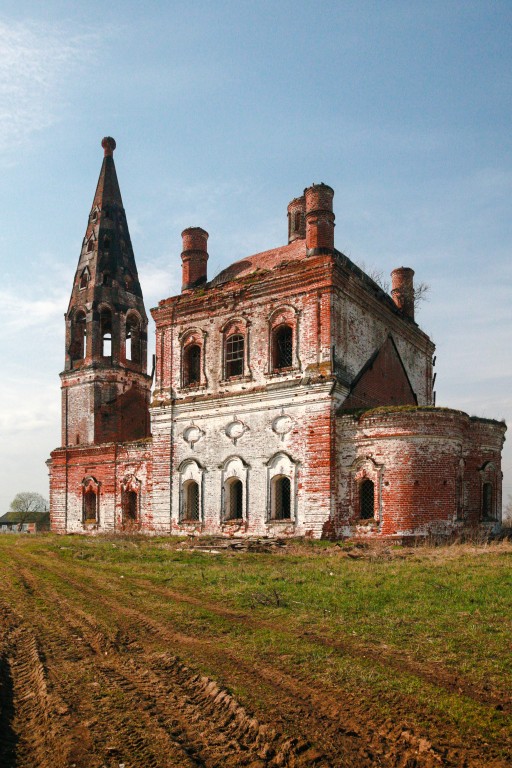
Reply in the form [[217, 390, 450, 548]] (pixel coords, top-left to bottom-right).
[[482, 482, 493, 519], [360, 479, 375, 520], [225, 334, 244, 378], [84, 490, 97, 523], [126, 315, 141, 364], [101, 308, 112, 357], [273, 324, 293, 370], [122, 490, 138, 524], [225, 478, 243, 520], [71, 311, 86, 362], [183, 344, 201, 386], [271, 475, 291, 520], [182, 480, 200, 521]]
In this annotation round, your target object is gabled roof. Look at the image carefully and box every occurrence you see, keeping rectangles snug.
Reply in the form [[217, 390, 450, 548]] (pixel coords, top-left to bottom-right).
[[340, 335, 418, 411], [0, 511, 50, 524]]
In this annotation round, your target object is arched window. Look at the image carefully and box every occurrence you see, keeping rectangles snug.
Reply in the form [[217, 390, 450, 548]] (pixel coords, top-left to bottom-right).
[[360, 479, 375, 520], [70, 311, 87, 363], [272, 324, 293, 370], [122, 490, 138, 524], [83, 490, 97, 523], [183, 344, 201, 386], [87, 239, 94, 252], [126, 315, 141, 364], [225, 334, 244, 378], [271, 475, 291, 520], [226, 333, 245, 379], [482, 482, 494, 520], [71, 311, 87, 361], [100, 308, 113, 358], [182, 480, 200, 521], [225, 477, 243, 520]]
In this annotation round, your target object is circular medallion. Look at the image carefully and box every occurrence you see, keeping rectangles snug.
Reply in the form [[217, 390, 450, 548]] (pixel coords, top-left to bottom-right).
[[225, 420, 246, 441], [272, 414, 293, 437], [183, 425, 203, 447]]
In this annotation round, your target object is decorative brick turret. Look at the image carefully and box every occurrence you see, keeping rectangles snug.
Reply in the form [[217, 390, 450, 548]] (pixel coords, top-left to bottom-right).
[[287, 196, 306, 243], [304, 183, 335, 253], [391, 267, 415, 321], [181, 227, 209, 291]]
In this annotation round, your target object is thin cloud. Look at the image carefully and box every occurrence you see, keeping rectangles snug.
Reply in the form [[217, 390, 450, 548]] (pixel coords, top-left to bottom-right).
[[138, 261, 180, 309], [0, 373, 58, 433], [0, 285, 67, 332], [0, 19, 101, 156]]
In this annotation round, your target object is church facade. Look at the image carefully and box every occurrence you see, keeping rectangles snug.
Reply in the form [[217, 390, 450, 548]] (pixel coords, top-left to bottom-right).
[[48, 139, 506, 539]]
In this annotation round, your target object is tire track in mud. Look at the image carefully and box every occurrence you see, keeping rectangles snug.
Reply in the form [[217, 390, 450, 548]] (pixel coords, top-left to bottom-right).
[[6, 550, 512, 767], [0, 601, 69, 768], [0, 614, 18, 768], [2, 560, 331, 768], [13, 559, 372, 765], [14, 591, 202, 767], [28, 552, 512, 768], [9, 552, 476, 768]]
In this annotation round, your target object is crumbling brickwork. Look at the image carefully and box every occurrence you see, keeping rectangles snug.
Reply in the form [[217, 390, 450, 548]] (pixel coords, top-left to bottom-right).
[[336, 408, 506, 539], [48, 139, 506, 538]]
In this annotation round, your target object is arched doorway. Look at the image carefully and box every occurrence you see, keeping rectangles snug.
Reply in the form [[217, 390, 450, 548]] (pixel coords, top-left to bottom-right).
[[83, 489, 97, 523], [359, 479, 375, 520], [122, 490, 138, 526]]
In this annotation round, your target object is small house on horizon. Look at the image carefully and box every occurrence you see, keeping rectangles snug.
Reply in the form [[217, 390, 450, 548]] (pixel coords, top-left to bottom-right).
[[0, 511, 51, 534]]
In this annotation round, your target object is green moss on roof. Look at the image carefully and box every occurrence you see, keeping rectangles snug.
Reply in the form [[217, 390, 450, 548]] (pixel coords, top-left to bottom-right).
[[339, 405, 506, 428], [0, 511, 50, 524]]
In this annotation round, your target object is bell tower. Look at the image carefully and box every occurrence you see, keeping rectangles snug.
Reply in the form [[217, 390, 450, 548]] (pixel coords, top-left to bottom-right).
[[61, 137, 151, 446]]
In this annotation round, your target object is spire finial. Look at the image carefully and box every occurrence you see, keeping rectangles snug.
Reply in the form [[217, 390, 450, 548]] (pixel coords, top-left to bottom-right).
[[101, 136, 116, 157]]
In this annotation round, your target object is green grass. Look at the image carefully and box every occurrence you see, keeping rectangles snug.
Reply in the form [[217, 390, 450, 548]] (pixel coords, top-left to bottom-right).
[[11, 533, 512, 684], [1, 533, 511, 751]]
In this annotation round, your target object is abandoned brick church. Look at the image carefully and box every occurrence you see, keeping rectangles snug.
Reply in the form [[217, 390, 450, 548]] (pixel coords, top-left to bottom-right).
[[47, 138, 506, 538]]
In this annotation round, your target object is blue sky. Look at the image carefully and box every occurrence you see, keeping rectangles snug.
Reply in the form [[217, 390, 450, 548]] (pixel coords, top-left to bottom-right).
[[0, 0, 511, 513]]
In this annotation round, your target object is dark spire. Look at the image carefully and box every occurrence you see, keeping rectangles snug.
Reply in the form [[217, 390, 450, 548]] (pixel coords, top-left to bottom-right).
[[64, 137, 149, 374], [69, 137, 144, 308], [90, 137, 123, 210]]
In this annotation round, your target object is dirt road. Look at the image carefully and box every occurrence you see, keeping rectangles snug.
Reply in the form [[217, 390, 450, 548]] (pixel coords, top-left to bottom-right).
[[0, 540, 510, 767]]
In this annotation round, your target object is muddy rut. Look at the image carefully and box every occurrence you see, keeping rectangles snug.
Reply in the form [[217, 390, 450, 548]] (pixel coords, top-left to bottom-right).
[[0, 549, 510, 768]]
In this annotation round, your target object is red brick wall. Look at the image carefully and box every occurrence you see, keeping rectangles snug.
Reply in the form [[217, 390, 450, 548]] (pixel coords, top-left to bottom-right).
[[48, 441, 153, 534], [341, 336, 417, 410], [336, 408, 506, 538]]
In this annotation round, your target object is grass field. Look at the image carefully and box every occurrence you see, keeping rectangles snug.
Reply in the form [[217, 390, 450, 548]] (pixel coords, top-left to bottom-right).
[[0, 534, 511, 767]]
